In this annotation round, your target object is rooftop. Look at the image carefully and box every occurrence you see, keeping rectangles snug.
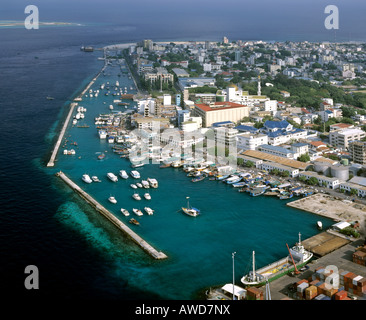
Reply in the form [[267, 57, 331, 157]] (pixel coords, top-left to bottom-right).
[[195, 101, 248, 112]]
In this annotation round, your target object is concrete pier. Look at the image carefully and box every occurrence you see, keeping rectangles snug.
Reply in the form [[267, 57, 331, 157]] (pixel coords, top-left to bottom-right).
[[47, 55, 107, 167], [47, 102, 77, 167], [56, 171, 168, 260]]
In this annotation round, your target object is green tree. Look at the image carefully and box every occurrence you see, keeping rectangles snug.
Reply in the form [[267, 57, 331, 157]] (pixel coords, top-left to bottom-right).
[[308, 177, 319, 185], [298, 153, 310, 163]]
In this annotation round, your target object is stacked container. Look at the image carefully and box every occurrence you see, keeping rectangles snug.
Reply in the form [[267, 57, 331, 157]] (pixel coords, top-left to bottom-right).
[[246, 287, 264, 300], [305, 285, 318, 300], [297, 282, 309, 299]]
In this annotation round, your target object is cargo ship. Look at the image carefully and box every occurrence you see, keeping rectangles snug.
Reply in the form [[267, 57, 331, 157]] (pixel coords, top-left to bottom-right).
[[241, 233, 313, 287]]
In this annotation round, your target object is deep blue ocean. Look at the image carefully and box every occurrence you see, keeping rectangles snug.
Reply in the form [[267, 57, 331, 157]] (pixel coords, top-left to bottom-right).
[[0, 22, 360, 302]]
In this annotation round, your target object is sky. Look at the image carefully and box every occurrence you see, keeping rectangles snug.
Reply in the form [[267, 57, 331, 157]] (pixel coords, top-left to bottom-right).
[[2, 0, 366, 41]]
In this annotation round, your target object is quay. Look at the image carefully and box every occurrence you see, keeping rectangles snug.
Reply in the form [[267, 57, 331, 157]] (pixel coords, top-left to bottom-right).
[[55, 171, 168, 260], [47, 102, 77, 167], [47, 50, 108, 167]]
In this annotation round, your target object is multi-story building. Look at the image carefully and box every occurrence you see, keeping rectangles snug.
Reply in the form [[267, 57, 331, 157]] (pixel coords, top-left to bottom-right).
[[193, 101, 250, 128], [236, 133, 268, 151], [298, 171, 340, 189], [349, 141, 366, 165], [214, 127, 239, 147], [329, 128, 366, 149]]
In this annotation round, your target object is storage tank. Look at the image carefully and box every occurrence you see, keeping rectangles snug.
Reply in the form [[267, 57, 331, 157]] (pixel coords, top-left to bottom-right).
[[330, 165, 349, 181], [313, 161, 330, 176]]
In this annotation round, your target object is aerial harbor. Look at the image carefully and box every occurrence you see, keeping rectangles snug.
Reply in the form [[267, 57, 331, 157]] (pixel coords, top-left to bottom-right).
[[2, 0, 366, 306]]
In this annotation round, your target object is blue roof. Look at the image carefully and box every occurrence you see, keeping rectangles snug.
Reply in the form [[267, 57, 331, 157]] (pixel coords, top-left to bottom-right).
[[259, 144, 293, 154], [292, 142, 308, 147], [235, 125, 259, 133], [264, 120, 290, 129], [267, 128, 305, 138], [212, 121, 234, 127]]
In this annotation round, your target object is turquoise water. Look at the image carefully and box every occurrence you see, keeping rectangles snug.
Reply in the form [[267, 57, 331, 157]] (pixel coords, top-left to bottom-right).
[[47, 57, 334, 300]]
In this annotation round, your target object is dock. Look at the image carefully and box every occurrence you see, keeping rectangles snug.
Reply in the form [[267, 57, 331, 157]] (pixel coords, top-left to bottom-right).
[[46, 57, 108, 167], [47, 102, 77, 167], [301, 231, 351, 257], [56, 171, 168, 260]]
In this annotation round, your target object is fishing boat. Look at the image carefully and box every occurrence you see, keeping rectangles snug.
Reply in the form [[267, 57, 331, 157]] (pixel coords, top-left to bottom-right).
[[133, 208, 143, 216], [317, 221, 323, 230], [141, 180, 150, 188], [130, 170, 140, 179], [98, 130, 107, 139], [130, 184, 138, 189], [225, 176, 242, 185], [147, 178, 158, 188], [98, 153, 106, 160], [278, 192, 293, 200], [131, 162, 144, 168], [107, 172, 118, 182], [82, 174, 92, 184], [159, 163, 171, 168], [108, 196, 117, 204], [144, 193, 151, 200], [119, 170, 129, 179], [144, 207, 154, 215], [129, 218, 140, 225], [121, 208, 130, 216], [249, 186, 268, 197], [181, 197, 200, 217], [91, 176, 101, 182], [216, 174, 230, 181], [46, 96, 55, 100], [192, 175, 205, 182], [231, 182, 245, 188], [241, 233, 313, 287], [132, 193, 141, 201]]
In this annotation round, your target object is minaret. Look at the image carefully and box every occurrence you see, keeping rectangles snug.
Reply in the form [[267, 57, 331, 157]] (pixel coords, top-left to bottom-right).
[[257, 75, 261, 96]]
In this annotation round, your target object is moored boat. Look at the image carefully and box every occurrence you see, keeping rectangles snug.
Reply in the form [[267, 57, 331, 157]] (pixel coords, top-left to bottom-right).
[[133, 208, 143, 216], [147, 178, 158, 188], [108, 196, 117, 204], [191, 175, 205, 182], [317, 221, 323, 230], [144, 207, 154, 215], [132, 193, 141, 201], [141, 180, 150, 188], [121, 208, 130, 216], [181, 197, 200, 217], [119, 170, 129, 179], [144, 192, 151, 200], [91, 176, 101, 182], [129, 218, 140, 225], [107, 172, 118, 182], [130, 170, 140, 179], [82, 174, 92, 184], [130, 184, 137, 189], [241, 233, 313, 287]]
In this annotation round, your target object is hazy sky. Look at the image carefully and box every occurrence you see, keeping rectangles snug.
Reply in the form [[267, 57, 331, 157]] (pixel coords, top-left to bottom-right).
[[2, 0, 366, 41]]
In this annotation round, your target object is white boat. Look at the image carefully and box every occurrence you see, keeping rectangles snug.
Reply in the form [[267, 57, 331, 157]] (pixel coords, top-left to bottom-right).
[[91, 176, 101, 182], [109, 104, 114, 110], [147, 178, 158, 188], [121, 208, 130, 216], [119, 170, 129, 179], [107, 172, 118, 182], [133, 208, 143, 216], [82, 174, 92, 184], [98, 129, 107, 139], [317, 221, 323, 230], [108, 196, 117, 204], [144, 193, 151, 200], [130, 170, 140, 179], [225, 175, 242, 185], [141, 180, 150, 188], [181, 197, 200, 217], [136, 183, 143, 188], [241, 233, 313, 287], [130, 184, 137, 189], [132, 193, 141, 201], [144, 207, 154, 215], [131, 162, 144, 168]]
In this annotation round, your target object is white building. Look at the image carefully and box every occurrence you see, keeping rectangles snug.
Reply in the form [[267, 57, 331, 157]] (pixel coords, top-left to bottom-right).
[[264, 100, 278, 114], [163, 94, 172, 106], [236, 133, 268, 151], [329, 128, 366, 149], [298, 171, 340, 189]]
